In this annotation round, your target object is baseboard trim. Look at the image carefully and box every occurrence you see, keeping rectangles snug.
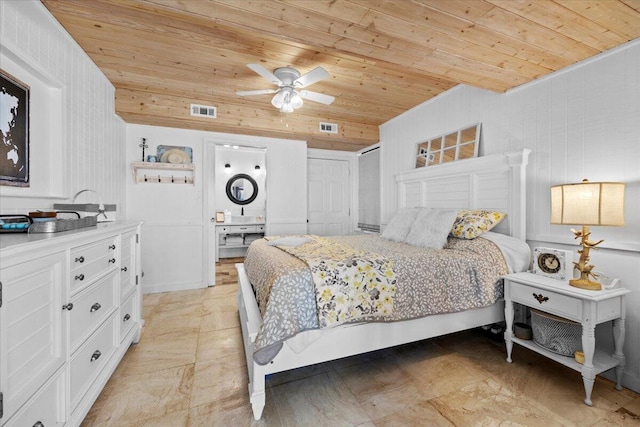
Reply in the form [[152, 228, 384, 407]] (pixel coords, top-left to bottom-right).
[[142, 281, 205, 294], [601, 368, 640, 394]]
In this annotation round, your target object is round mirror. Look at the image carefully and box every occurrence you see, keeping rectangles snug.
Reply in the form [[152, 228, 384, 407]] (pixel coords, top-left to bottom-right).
[[226, 173, 258, 205]]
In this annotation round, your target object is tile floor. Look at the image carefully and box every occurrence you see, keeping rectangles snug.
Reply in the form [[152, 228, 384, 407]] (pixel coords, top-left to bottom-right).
[[82, 258, 640, 426]]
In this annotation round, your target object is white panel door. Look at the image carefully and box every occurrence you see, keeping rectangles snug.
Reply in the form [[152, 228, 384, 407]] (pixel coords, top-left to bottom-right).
[[307, 158, 351, 236]]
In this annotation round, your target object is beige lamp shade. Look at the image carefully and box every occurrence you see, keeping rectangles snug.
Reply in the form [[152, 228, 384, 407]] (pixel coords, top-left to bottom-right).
[[551, 180, 625, 226]]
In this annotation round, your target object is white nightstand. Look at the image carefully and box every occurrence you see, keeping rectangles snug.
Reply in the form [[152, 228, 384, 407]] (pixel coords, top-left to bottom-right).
[[503, 272, 630, 406]]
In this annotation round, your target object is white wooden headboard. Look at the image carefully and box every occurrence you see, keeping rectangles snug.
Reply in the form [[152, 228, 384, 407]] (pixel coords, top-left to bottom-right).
[[396, 149, 531, 241]]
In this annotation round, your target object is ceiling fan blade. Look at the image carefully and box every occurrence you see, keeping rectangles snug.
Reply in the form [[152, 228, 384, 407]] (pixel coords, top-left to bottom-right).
[[299, 90, 335, 105], [247, 64, 282, 85], [236, 89, 277, 96], [294, 67, 330, 88]]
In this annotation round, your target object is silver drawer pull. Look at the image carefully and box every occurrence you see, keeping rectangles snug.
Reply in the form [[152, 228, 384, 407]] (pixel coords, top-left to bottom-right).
[[33, 422, 44, 427], [109, 258, 116, 264], [532, 293, 549, 304], [75, 256, 85, 263], [90, 303, 102, 312], [90, 350, 102, 362], [75, 274, 85, 281], [121, 266, 128, 272], [62, 303, 74, 311], [109, 244, 116, 250], [123, 313, 131, 322]]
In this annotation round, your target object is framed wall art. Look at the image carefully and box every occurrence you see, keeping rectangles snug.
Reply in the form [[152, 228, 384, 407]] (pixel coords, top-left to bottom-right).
[[1, 69, 30, 186], [415, 123, 481, 169]]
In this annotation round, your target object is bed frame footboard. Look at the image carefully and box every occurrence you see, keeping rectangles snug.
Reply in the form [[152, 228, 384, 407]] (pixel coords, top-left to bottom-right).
[[236, 262, 504, 420], [236, 263, 266, 420]]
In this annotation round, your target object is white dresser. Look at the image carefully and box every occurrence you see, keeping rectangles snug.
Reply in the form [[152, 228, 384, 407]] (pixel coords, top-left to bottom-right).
[[0, 222, 143, 426]]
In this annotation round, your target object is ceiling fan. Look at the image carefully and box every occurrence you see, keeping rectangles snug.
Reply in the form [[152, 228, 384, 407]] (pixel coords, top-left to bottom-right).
[[236, 64, 335, 113]]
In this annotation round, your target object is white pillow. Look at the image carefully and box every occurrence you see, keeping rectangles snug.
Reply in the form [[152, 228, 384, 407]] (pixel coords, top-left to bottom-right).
[[405, 208, 458, 249], [381, 207, 420, 242]]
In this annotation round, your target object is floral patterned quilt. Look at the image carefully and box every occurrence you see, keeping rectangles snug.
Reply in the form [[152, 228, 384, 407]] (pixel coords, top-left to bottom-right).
[[269, 236, 396, 328], [244, 235, 508, 365]]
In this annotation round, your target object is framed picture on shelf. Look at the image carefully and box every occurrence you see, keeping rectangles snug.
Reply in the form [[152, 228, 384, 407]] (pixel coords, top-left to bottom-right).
[[0, 69, 30, 187]]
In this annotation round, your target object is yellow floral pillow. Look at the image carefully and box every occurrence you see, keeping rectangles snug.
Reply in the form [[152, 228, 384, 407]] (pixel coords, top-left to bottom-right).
[[450, 210, 507, 239]]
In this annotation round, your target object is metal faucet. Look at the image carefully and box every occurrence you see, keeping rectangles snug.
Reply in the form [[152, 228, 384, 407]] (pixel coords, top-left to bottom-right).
[[73, 189, 107, 219]]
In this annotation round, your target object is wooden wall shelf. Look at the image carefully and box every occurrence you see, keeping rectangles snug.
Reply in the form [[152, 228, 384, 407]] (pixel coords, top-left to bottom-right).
[[131, 161, 195, 184]]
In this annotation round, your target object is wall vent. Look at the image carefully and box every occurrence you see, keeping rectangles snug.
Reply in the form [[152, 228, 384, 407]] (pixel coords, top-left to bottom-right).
[[319, 122, 338, 134], [190, 104, 217, 118]]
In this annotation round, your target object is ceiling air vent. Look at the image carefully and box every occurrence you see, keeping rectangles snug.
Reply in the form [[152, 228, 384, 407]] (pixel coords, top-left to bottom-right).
[[190, 104, 217, 118], [319, 122, 338, 134]]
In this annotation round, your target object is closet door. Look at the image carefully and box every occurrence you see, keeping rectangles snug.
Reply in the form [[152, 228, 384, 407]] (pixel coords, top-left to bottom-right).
[[307, 158, 351, 236]]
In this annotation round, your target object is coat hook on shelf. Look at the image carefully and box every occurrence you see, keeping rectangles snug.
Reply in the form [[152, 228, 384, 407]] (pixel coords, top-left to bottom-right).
[[171, 175, 174, 183], [184, 176, 187, 183], [144, 174, 147, 182]]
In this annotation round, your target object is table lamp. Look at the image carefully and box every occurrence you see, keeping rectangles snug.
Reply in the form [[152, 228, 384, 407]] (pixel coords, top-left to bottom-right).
[[550, 179, 625, 290]]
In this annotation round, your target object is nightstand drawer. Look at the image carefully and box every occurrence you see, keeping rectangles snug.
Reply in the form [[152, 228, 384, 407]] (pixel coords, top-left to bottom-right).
[[508, 281, 582, 321]]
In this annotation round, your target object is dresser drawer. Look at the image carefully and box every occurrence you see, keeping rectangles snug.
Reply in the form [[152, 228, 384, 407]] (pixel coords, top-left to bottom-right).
[[4, 367, 66, 427], [508, 280, 582, 321], [120, 292, 137, 342], [70, 236, 118, 293], [70, 314, 118, 409], [69, 272, 118, 351]]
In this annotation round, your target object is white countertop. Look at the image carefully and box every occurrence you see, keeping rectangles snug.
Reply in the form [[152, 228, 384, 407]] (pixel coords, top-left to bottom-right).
[[0, 221, 142, 256]]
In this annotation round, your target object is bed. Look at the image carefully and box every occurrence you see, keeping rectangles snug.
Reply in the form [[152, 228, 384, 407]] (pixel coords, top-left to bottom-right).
[[236, 149, 531, 420]]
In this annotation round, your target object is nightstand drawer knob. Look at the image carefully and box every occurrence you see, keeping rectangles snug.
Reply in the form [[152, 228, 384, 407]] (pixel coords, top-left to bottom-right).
[[533, 293, 549, 304]]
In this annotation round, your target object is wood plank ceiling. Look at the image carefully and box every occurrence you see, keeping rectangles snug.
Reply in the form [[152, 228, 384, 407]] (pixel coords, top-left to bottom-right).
[[41, 0, 640, 151]]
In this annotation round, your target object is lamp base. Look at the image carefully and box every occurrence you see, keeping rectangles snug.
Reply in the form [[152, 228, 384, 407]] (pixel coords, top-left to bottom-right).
[[569, 278, 602, 291]]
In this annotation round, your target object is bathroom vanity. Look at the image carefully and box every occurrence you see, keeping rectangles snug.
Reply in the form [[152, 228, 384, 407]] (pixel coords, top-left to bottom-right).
[[216, 221, 265, 261]]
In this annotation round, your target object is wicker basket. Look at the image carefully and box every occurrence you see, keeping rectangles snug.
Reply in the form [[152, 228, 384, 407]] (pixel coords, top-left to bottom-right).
[[531, 309, 582, 356]]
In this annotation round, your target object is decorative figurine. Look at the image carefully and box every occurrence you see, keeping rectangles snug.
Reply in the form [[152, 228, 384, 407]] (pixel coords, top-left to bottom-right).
[[139, 137, 148, 162], [569, 227, 604, 290]]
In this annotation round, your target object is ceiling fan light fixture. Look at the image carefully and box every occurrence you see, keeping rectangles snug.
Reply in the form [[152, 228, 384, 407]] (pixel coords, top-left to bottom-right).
[[280, 102, 295, 113], [271, 90, 286, 109], [239, 64, 334, 112], [272, 88, 303, 113], [290, 91, 303, 109]]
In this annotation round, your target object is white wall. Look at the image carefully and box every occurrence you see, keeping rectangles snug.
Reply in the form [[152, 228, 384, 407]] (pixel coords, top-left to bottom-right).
[[126, 124, 307, 293], [0, 1, 125, 214], [379, 39, 640, 392]]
